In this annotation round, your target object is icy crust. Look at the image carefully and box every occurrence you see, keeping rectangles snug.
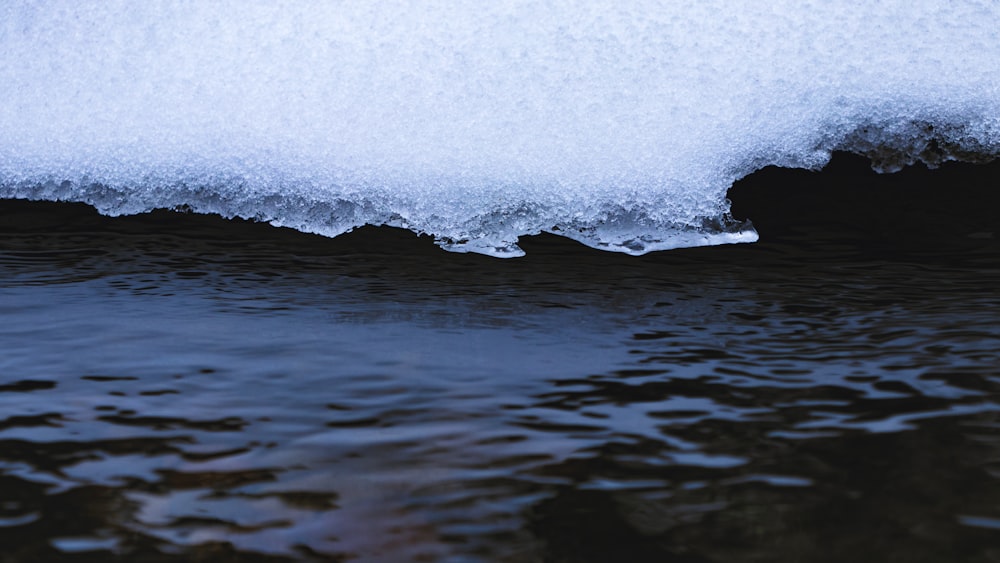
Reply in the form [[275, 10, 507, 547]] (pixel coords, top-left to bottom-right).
[[1, 2, 1000, 256], [3, 115, 997, 257], [0, 167, 758, 257], [838, 120, 1000, 173]]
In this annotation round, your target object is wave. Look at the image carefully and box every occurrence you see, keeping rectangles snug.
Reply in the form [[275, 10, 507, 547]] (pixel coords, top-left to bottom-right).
[[2, 1, 999, 256]]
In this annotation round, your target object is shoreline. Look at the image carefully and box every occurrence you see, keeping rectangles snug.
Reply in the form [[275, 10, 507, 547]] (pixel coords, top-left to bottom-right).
[[3, 152, 997, 266]]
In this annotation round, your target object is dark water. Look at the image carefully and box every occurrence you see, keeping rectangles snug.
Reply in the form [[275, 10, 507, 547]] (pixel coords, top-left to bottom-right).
[[1, 155, 999, 562]]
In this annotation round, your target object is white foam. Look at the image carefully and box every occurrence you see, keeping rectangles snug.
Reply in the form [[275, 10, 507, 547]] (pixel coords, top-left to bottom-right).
[[1, 1, 999, 256]]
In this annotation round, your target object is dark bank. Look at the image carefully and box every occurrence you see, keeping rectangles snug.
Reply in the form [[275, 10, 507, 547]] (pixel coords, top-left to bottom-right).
[[0, 153, 998, 562]]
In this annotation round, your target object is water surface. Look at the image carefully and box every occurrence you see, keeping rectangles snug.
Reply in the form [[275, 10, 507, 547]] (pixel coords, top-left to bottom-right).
[[1, 157, 999, 562]]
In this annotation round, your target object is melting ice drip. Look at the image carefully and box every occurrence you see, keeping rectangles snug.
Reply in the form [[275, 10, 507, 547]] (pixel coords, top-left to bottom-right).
[[1, 1, 999, 256]]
